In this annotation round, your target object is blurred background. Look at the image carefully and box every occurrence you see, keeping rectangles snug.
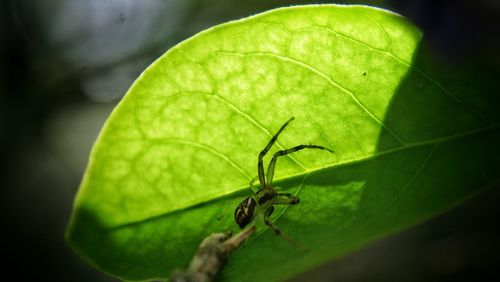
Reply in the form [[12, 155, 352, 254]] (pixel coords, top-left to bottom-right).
[[1, 0, 499, 281]]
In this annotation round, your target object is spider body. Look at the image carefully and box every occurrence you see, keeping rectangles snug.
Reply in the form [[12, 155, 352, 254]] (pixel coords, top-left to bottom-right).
[[234, 196, 257, 228], [234, 117, 332, 239]]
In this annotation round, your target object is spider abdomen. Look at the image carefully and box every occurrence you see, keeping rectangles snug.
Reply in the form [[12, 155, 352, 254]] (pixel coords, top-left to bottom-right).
[[234, 196, 257, 229]]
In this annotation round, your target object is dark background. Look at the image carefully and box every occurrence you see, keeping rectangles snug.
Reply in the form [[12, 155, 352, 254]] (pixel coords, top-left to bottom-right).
[[1, 0, 499, 281]]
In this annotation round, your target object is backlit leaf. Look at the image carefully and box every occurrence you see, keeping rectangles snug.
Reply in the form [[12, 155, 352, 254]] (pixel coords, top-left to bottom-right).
[[67, 5, 500, 281]]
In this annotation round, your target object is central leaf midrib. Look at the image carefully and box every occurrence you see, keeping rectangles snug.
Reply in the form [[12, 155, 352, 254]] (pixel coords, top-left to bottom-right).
[[110, 124, 499, 230]]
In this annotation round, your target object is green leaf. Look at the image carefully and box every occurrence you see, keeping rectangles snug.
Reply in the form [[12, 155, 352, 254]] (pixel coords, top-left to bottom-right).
[[66, 5, 500, 281]]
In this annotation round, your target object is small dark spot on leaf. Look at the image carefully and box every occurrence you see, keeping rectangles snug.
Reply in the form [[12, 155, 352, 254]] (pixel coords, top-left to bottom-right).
[[363, 72, 367, 76]]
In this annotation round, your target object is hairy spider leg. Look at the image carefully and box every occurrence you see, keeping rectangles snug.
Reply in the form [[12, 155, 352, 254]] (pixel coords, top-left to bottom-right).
[[257, 117, 295, 189], [266, 144, 333, 186]]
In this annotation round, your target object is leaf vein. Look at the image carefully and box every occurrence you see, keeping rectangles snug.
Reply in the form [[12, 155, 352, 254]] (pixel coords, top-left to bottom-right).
[[209, 93, 308, 170], [382, 142, 441, 214], [358, 17, 491, 124], [135, 90, 308, 170], [151, 138, 252, 179], [185, 59, 310, 170], [216, 50, 407, 145]]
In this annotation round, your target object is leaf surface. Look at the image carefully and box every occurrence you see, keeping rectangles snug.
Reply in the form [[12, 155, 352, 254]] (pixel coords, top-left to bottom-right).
[[67, 5, 500, 281]]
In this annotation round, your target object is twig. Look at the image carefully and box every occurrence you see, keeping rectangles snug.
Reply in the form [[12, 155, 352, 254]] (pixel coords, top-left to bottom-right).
[[170, 226, 256, 282]]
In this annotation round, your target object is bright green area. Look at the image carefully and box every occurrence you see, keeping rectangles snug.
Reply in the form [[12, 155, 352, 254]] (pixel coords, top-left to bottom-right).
[[66, 5, 500, 281]]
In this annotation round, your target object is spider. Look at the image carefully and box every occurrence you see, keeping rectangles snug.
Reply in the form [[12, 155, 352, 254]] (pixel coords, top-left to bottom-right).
[[234, 117, 333, 241]]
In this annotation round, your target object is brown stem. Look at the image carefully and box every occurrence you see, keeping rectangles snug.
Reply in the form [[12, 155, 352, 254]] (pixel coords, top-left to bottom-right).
[[170, 226, 256, 282]]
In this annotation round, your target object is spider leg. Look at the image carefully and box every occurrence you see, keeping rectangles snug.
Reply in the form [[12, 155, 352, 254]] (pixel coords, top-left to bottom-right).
[[249, 176, 259, 193], [263, 206, 282, 235], [263, 206, 299, 245], [258, 117, 295, 188], [274, 193, 300, 205], [266, 144, 333, 185]]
